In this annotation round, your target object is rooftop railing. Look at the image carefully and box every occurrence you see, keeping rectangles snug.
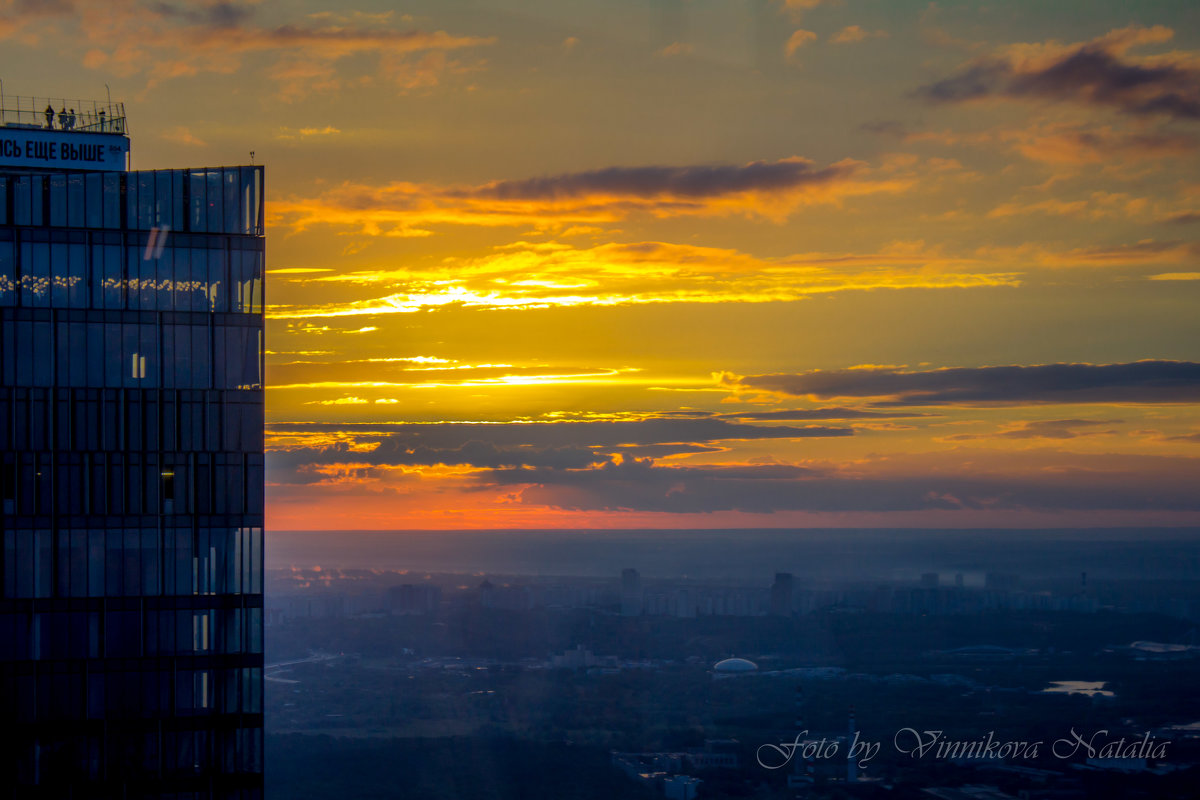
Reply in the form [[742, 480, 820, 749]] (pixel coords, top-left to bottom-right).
[[0, 95, 127, 134]]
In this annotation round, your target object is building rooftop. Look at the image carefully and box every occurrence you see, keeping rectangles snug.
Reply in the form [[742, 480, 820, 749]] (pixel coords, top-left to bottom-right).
[[1, 94, 127, 134]]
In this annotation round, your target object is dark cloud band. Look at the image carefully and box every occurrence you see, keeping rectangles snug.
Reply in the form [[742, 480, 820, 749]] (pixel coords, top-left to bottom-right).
[[727, 361, 1200, 406], [266, 417, 852, 483], [472, 159, 856, 201], [919, 43, 1200, 121]]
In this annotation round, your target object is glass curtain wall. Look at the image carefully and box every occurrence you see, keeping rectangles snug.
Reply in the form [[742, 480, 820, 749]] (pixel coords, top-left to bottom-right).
[[0, 166, 265, 800]]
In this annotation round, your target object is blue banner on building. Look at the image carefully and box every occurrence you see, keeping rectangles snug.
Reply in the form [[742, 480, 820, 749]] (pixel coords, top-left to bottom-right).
[[0, 127, 128, 171]]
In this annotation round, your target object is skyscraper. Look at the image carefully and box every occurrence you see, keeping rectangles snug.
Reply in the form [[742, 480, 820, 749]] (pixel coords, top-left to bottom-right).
[[769, 571, 794, 617], [0, 96, 264, 799]]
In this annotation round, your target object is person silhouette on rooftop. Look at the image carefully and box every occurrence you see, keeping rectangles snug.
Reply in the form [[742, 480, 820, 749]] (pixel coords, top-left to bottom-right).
[[44, 104, 55, 129]]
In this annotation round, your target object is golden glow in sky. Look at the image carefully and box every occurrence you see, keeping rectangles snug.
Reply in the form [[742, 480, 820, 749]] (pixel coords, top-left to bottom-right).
[[7, 0, 1199, 529]]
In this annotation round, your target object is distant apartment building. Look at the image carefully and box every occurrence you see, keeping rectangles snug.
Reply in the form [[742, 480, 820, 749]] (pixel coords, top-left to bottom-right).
[[387, 583, 442, 614], [620, 567, 643, 616], [770, 571, 795, 616]]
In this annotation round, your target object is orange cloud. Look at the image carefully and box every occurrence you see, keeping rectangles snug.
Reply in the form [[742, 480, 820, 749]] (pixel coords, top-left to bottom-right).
[[1030, 240, 1199, 268], [270, 360, 634, 390], [1000, 124, 1197, 165], [268, 157, 909, 237], [658, 41, 693, 57], [867, 121, 1197, 165], [160, 125, 206, 147], [267, 239, 1019, 319], [785, 29, 817, 60], [1148, 271, 1200, 281], [942, 419, 1122, 441], [830, 25, 887, 44], [987, 192, 1148, 220], [778, 0, 832, 23], [0, 0, 494, 94]]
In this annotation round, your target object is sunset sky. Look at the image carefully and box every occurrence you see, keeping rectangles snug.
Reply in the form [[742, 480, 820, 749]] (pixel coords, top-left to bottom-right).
[[4, 0, 1199, 529]]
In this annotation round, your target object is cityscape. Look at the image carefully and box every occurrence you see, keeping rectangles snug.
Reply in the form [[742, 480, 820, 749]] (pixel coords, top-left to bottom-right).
[[3, 0, 1200, 798], [261, 529, 1200, 799]]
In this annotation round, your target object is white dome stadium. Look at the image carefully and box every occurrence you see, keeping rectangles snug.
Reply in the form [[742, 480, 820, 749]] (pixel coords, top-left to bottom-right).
[[713, 657, 758, 673]]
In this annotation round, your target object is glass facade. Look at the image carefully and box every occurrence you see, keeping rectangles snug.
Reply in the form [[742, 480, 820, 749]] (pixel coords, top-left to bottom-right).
[[0, 166, 265, 799]]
